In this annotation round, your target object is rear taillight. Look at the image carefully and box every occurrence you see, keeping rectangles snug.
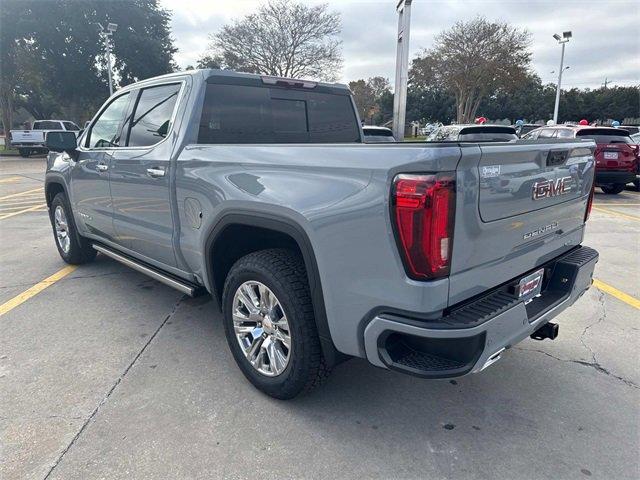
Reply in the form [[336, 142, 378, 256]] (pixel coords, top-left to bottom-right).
[[585, 180, 595, 222], [392, 173, 456, 279]]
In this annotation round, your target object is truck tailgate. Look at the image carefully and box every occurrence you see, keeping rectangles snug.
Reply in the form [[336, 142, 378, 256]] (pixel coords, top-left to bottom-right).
[[10, 131, 45, 144], [448, 140, 595, 305]]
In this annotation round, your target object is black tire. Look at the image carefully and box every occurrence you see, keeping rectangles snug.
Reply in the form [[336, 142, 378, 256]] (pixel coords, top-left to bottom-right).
[[222, 248, 329, 399], [601, 184, 625, 194], [49, 192, 97, 264], [634, 180, 640, 192], [18, 148, 30, 158]]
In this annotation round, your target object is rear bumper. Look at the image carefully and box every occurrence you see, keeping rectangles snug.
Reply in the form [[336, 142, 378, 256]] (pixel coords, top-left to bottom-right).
[[595, 170, 636, 185], [363, 246, 599, 378], [12, 143, 46, 148]]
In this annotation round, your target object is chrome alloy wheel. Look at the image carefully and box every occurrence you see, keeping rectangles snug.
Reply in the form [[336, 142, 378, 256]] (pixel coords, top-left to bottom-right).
[[54, 205, 71, 254], [232, 281, 291, 377]]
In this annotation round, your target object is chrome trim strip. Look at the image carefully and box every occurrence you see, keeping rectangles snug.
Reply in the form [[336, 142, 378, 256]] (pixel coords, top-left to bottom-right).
[[92, 244, 195, 296]]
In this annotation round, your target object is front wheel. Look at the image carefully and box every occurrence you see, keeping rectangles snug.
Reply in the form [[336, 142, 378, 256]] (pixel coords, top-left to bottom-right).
[[49, 192, 97, 264], [600, 184, 625, 194], [222, 249, 329, 399]]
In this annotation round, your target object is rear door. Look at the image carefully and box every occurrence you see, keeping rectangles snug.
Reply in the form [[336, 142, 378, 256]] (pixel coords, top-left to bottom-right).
[[109, 81, 183, 267]]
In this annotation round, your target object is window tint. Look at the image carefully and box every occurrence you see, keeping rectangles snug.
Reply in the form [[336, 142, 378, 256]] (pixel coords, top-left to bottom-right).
[[198, 84, 359, 144], [87, 93, 130, 148], [127, 83, 180, 147], [458, 132, 517, 142], [62, 121, 79, 131], [363, 128, 393, 137], [576, 129, 632, 144], [34, 121, 61, 130]]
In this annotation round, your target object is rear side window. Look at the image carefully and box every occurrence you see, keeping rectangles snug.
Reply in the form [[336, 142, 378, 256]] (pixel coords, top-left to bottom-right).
[[198, 84, 360, 144], [62, 121, 79, 131], [576, 129, 632, 144], [128, 83, 181, 147], [538, 129, 557, 138], [33, 121, 61, 130], [555, 129, 574, 138]]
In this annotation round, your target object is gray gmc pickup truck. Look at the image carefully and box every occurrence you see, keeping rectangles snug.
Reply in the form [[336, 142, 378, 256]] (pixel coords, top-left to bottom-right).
[[44, 69, 599, 399]]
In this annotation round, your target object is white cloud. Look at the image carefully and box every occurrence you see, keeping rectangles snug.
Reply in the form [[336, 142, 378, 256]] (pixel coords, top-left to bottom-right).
[[161, 0, 640, 89]]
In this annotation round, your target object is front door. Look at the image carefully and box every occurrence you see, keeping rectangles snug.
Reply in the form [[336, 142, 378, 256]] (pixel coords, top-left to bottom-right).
[[109, 82, 182, 267], [70, 92, 132, 242]]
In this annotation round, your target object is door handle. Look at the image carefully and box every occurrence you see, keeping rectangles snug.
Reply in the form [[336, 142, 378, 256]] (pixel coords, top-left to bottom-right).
[[146, 167, 166, 178], [96, 163, 108, 172]]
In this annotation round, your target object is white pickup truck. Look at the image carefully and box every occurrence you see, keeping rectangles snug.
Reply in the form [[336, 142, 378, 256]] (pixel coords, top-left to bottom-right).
[[10, 120, 80, 157]]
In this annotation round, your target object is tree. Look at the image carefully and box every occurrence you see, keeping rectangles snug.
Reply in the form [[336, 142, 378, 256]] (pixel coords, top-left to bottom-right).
[[412, 17, 531, 123], [348, 77, 391, 124], [0, 0, 177, 132], [201, 0, 342, 81]]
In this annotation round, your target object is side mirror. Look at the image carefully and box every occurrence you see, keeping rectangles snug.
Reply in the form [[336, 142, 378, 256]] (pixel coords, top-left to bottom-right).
[[46, 131, 77, 152]]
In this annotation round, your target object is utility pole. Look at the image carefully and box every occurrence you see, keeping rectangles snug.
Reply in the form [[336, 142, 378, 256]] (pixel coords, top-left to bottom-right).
[[99, 23, 118, 96], [602, 77, 609, 89], [392, 0, 412, 141], [552, 31, 571, 124]]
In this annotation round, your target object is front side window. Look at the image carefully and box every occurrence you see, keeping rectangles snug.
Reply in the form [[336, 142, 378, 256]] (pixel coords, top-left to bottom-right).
[[87, 93, 130, 148], [128, 83, 181, 147]]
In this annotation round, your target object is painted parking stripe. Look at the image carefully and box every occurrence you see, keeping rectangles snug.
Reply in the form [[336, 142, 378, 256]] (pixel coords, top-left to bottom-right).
[[0, 265, 78, 317], [593, 279, 640, 311], [0, 187, 44, 201], [592, 206, 640, 222], [0, 203, 47, 220]]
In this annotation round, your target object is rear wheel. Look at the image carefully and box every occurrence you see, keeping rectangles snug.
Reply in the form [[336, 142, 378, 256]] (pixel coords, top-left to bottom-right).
[[49, 192, 97, 264], [222, 249, 329, 399], [18, 148, 30, 158], [634, 180, 640, 192], [601, 184, 625, 194]]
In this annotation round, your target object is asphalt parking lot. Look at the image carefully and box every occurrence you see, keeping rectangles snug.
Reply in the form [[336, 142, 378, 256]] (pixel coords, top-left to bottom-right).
[[1, 154, 638, 480]]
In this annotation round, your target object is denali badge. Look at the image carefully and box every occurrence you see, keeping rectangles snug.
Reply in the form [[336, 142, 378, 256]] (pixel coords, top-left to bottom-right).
[[532, 176, 572, 200], [523, 222, 558, 240]]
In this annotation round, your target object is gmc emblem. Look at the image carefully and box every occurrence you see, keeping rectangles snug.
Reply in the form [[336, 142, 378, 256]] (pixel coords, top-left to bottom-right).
[[532, 176, 572, 200]]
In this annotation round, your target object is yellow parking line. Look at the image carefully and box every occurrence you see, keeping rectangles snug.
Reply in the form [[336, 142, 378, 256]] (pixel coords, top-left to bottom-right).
[[0, 265, 78, 317], [0, 203, 47, 220], [0, 187, 44, 201], [592, 206, 640, 222], [0, 176, 21, 184], [593, 203, 640, 206], [593, 279, 640, 310]]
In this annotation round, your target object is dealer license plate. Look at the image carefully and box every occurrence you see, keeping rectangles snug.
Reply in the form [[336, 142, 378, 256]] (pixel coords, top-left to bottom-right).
[[515, 268, 544, 301]]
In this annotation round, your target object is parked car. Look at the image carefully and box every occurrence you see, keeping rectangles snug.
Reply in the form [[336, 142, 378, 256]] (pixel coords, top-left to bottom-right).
[[427, 124, 518, 142], [362, 126, 395, 143], [10, 120, 80, 157], [44, 69, 598, 399], [523, 125, 639, 194], [514, 123, 543, 137]]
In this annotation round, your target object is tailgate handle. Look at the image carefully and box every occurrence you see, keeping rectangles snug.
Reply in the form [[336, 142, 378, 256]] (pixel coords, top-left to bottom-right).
[[547, 149, 568, 167]]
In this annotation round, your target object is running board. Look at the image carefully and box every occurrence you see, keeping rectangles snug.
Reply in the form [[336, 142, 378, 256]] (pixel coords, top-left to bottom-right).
[[92, 244, 199, 297]]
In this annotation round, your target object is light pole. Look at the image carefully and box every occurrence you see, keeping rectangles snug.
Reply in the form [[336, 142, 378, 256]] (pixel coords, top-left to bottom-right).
[[99, 22, 118, 96], [552, 31, 571, 124], [392, 0, 412, 141]]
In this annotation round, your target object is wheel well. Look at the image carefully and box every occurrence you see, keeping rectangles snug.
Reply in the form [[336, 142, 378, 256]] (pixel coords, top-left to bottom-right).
[[45, 182, 65, 207], [211, 224, 301, 302]]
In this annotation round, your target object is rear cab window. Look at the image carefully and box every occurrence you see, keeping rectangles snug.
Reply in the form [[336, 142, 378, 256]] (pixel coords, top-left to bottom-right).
[[197, 80, 360, 144], [33, 121, 62, 130], [457, 126, 517, 142], [62, 121, 80, 131]]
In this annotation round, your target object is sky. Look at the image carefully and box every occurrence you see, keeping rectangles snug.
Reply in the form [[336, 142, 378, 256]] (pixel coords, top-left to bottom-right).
[[161, 0, 640, 90]]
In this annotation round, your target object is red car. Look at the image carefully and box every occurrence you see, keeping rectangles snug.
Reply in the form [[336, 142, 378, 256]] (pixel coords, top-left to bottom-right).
[[524, 125, 639, 194]]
